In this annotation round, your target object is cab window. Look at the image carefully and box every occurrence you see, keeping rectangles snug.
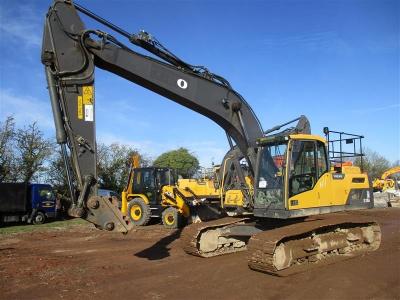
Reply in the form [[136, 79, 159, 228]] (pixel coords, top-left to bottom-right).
[[316, 141, 328, 177], [289, 140, 316, 197], [39, 188, 55, 201], [133, 170, 142, 191], [142, 169, 155, 188], [257, 143, 287, 190], [157, 170, 173, 186]]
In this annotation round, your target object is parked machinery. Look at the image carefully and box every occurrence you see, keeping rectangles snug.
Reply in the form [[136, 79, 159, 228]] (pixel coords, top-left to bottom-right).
[[121, 155, 222, 228], [41, 1, 381, 275], [372, 166, 400, 192]]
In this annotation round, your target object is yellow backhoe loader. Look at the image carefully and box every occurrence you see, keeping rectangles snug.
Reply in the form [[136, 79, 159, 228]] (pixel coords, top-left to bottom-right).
[[121, 155, 222, 228]]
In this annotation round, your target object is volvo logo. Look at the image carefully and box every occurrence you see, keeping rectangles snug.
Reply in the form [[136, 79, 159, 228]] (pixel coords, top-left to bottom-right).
[[177, 79, 188, 89]]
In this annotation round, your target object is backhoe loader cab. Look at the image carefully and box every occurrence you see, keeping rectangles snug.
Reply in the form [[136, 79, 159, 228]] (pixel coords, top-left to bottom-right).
[[131, 167, 176, 202]]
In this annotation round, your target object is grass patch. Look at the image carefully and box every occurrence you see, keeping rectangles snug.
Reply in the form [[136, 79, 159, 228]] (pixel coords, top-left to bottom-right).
[[0, 218, 88, 235]]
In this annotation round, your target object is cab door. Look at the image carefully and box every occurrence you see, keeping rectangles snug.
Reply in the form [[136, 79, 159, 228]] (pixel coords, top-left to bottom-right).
[[314, 141, 333, 207], [287, 140, 329, 210]]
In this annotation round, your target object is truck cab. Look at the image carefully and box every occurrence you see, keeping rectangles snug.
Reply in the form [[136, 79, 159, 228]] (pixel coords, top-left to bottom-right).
[[0, 183, 57, 226], [30, 184, 57, 222]]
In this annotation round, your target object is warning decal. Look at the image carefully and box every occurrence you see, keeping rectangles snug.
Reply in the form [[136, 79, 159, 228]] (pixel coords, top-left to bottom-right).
[[82, 86, 94, 105], [84, 104, 94, 122], [77, 96, 83, 119]]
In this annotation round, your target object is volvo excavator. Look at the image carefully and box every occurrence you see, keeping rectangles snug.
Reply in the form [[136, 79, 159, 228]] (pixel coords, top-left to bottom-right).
[[41, 0, 381, 276]]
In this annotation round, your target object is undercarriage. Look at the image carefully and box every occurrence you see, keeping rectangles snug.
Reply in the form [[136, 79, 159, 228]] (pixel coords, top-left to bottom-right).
[[181, 212, 381, 276]]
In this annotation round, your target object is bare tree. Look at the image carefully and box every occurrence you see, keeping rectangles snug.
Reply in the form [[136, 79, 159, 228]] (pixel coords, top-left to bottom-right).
[[0, 116, 17, 182], [14, 122, 53, 182], [355, 148, 391, 179], [46, 148, 69, 196], [46, 142, 151, 197], [97, 142, 150, 193]]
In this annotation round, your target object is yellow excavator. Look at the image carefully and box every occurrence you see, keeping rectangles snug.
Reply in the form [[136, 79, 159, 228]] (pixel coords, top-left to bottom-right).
[[372, 166, 400, 192], [182, 128, 381, 275], [41, 0, 381, 276]]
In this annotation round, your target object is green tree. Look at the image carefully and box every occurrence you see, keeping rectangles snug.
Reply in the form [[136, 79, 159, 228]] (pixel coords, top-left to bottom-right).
[[354, 148, 391, 179], [153, 147, 199, 178], [0, 116, 16, 182]]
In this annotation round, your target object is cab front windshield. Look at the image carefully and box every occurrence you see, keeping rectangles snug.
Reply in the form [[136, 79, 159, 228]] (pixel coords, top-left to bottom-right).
[[157, 169, 175, 186], [257, 142, 287, 190], [39, 187, 55, 201]]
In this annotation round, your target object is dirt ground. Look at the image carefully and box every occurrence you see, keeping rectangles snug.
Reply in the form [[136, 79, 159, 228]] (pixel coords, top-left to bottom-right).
[[0, 208, 399, 300]]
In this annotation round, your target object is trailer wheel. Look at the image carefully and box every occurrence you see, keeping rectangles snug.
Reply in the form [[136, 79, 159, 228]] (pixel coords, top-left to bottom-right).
[[162, 207, 183, 229], [33, 212, 46, 225], [127, 198, 151, 226]]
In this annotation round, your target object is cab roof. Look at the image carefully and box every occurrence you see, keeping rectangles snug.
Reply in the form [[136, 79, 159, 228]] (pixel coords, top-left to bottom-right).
[[289, 134, 326, 144]]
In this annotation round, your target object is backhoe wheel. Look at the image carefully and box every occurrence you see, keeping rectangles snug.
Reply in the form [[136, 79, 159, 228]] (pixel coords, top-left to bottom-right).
[[33, 212, 46, 225], [162, 207, 183, 229], [127, 198, 151, 226]]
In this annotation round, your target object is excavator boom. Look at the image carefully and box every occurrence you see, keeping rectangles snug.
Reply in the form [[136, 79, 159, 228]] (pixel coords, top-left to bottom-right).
[[41, 0, 264, 230], [381, 166, 400, 180]]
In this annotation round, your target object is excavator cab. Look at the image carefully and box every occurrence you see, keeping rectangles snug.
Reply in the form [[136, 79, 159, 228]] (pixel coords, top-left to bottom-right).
[[253, 131, 372, 219]]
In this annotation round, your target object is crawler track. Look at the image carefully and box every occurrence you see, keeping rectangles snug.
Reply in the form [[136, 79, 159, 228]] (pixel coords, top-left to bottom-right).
[[181, 217, 250, 257], [247, 214, 381, 276]]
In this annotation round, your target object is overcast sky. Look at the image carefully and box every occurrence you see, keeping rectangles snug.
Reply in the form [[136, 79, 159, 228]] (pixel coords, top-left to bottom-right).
[[0, 0, 399, 166]]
